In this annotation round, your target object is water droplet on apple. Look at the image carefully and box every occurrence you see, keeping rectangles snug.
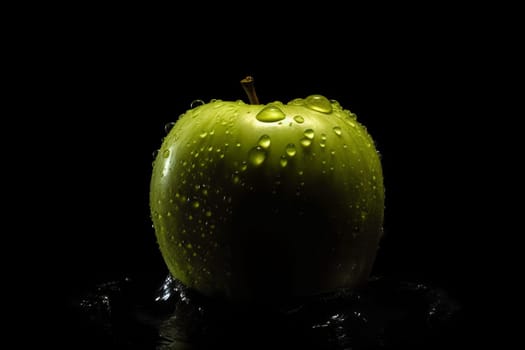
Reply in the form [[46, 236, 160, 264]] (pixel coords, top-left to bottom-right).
[[343, 109, 357, 119], [258, 134, 271, 149], [152, 149, 159, 159], [320, 133, 327, 148], [190, 100, 205, 108], [288, 98, 304, 105], [305, 95, 333, 113], [293, 115, 305, 123], [304, 129, 315, 140], [300, 137, 312, 147], [248, 146, 266, 166], [285, 143, 297, 157], [232, 175, 240, 184], [192, 201, 200, 209], [199, 131, 208, 138], [205, 210, 212, 217], [240, 161, 248, 172], [162, 149, 170, 158], [330, 99, 343, 110], [333, 126, 342, 136], [164, 122, 176, 134], [256, 105, 286, 122], [280, 156, 288, 167]]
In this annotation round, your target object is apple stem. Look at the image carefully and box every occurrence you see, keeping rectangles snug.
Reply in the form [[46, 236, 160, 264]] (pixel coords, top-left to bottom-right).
[[240, 76, 260, 105]]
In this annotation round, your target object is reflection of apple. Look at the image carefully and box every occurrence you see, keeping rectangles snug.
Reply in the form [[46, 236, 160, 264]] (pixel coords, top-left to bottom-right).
[[150, 77, 384, 303]]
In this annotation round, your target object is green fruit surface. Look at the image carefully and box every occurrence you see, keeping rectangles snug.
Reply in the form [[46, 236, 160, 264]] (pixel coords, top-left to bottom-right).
[[150, 95, 384, 302]]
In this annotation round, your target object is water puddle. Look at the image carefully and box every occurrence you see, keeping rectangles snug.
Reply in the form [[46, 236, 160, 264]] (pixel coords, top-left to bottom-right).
[[69, 274, 464, 349]]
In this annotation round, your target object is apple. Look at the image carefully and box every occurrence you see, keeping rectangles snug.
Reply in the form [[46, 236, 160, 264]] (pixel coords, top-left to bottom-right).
[[150, 77, 384, 303]]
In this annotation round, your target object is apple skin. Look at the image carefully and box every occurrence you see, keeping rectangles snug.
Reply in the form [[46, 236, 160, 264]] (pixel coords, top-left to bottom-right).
[[150, 95, 384, 303]]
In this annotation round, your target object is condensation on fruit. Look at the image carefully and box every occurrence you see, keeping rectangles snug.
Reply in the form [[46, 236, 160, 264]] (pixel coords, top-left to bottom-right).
[[255, 105, 286, 122], [248, 146, 267, 167], [257, 135, 271, 149], [305, 95, 333, 114]]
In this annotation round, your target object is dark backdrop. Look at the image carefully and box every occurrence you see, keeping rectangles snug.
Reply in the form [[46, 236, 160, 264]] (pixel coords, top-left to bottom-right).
[[31, 14, 502, 345]]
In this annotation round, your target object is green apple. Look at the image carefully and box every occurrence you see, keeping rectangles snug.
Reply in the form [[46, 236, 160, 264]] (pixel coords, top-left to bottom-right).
[[150, 79, 384, 303]]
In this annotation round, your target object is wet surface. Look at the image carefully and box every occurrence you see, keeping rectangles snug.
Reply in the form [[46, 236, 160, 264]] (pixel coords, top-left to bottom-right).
[[68, 274, 466, 349]]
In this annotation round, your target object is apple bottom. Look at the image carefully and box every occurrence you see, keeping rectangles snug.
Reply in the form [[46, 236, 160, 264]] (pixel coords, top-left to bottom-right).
[[169, 192, 381, 304]]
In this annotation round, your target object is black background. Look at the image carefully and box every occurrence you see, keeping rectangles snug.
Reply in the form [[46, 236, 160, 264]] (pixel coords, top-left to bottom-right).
[[23, 7, 513, 346]]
